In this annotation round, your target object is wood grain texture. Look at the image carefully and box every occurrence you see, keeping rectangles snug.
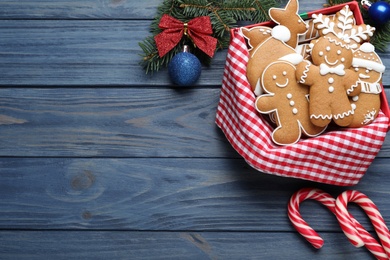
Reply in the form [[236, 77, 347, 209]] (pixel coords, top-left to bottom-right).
[[0, 0, 389, 259], [0, 88, 389, 157], [0, 157, 388, 231], [0, 231, 376, 259], [0, 0, 327, 19], [0, 0, 160, 19], [0, 20, 388, 86], [0, 20, 226, 87]]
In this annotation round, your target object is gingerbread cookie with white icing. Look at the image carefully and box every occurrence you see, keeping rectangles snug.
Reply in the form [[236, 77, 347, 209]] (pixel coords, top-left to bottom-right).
[[349, 42, 385, 127], [256, 61, 326, 145], [295, 35, 360, 127]]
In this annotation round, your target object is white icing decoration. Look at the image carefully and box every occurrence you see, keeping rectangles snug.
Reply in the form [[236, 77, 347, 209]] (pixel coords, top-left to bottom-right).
[[271, 25, 291, 43], [287, 93, 292, 99], [278, 53, 303, 65], [352, 96, 359, 102], [326, 46, 331, 51], [337, 50, 341, 55], [320, 64, 345, 76], [276, 79, 289, 87], [360, 42, 375, 53], [325, 36, 351, 49], [346, 82, 359, 95], [359, 81, 382, 94], [311, 104, 355, 120], [290, 101, 295, 106], [292, 108, 298, 114], [362, 109, 377, 125], [324, 56, 338, 66], [273, 75, 277, 80], [328, 86, 334, 93], [313, 6, 374, 46], [352, 57, 386, 73], [299, 60, 311, 84], [311, 114, 332, 120], [282, 71, 287, 76], [328, 77, 334, 84], [319, 51, 324, 56]]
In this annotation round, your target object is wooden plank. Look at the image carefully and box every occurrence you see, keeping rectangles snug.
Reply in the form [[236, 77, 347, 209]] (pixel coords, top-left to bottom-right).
[[0, 230, 376, 259], [0, 0, 326, 19], [0, 0, 159, 19], [0, 157, 388, 231], [0, 88, 389, 157], [0, 20, 225, 87], [0, 20, 388, 86], [0, 88, 232, 157]]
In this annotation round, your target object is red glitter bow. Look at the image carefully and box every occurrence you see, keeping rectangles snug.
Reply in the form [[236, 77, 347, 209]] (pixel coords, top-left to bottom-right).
[[154, 14, 217, 58]]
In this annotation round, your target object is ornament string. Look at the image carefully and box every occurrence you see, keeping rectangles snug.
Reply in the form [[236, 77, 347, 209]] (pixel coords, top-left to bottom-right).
[[154, 14, 218, 58]]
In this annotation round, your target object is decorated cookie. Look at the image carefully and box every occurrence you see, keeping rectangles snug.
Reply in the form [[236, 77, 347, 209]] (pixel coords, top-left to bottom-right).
[[312, 5, 375, 49], [268, 0, 308, 48], [246, 25, 304, 96], [242, 0, 308, 54], [242, 26, 272, 55], [256, 61, 326, 145], [296, 36, 360, 127], [245, 0, 308, 95], [349, 43, 385, 127]]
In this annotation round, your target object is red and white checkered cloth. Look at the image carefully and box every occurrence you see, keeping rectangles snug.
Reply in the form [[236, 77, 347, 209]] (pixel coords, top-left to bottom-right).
[[215, 29, 390, 186]]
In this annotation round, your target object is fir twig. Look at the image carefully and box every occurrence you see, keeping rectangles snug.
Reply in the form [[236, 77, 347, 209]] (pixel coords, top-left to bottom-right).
[[139, 0, 277, 74]]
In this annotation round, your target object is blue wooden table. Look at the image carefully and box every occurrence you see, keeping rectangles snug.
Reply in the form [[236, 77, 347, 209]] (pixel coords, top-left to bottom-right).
[[1, 0, 390, 259]]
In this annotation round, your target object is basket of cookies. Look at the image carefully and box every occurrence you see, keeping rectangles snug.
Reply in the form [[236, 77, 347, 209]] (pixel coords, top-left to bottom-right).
[[215, 0, 390, 186]]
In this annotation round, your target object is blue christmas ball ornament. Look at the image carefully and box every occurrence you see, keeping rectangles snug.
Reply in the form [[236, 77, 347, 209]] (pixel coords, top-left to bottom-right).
[[168, 46, 201, 86], [362, 0, 390, 25]]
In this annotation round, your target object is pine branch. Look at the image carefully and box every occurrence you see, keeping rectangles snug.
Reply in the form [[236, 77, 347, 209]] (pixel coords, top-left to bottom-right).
[[251, 0, 275, 22], [139, 0, 277, 73], [370, 21, 390, 51]]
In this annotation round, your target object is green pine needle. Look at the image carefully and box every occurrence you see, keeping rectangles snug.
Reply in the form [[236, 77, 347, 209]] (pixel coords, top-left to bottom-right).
[[139, 0, 277, 73]]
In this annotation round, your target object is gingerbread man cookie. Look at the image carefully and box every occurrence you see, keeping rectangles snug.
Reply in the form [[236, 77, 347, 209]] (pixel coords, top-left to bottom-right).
[[256, 61, 326, 145], [247, 25, 304, 96], [349, 42, 385, 127], [296, 36, 360, 127]]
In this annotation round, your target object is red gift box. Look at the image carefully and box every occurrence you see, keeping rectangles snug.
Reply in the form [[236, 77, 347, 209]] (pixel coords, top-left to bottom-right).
[[215, 1, 390, 186]]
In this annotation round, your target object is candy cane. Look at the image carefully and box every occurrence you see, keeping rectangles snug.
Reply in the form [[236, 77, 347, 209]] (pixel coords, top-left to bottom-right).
[[288, 188, 388, 260], [335, 190, 390, 259], [287, 188, 338, 249]]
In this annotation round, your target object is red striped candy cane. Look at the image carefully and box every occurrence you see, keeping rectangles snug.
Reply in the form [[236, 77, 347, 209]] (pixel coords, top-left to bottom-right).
[[335, 190, 390, 259], [288, 188, 388, 260], [288, 188, 338, 249]]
